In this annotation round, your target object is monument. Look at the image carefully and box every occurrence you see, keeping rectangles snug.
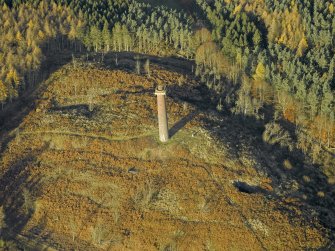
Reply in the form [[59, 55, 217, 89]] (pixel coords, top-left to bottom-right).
[[155, 85, 169, 142]]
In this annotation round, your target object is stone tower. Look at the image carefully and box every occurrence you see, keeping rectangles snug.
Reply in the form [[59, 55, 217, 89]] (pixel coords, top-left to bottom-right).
[[155, 85, 169, 142]]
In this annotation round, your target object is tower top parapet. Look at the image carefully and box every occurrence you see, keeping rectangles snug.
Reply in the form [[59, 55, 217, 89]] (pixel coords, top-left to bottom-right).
[[155, 84, 166, 95]]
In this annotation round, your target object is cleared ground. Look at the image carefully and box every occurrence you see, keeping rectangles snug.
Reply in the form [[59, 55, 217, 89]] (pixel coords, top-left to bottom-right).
[[0, 53, 331, 250]]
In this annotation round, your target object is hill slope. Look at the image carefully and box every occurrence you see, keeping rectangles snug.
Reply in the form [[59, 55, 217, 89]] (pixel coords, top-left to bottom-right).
[[0, 53, 330, 250]]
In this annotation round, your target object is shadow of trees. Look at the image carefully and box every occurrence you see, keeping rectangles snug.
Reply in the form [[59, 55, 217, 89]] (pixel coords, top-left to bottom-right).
[[0, 38, 80, 158], [0, 38, 84, 249], [0, 144, 49, 249], [101, 51, 194, 76], [169, 82, 335, 248]]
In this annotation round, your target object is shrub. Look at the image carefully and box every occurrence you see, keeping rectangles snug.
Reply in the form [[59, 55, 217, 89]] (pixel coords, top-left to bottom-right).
[[283, 159, 293, 170], [327, 177, 335, 185], [0, 206, 5, 236], [133, 180, 157, 210], [303, 175, 311, 183], [262, 122, 293, 151], [317, 191, 325, 198]]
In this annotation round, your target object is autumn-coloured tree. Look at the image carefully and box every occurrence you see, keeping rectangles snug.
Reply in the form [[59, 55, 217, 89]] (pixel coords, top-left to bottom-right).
[[102, 21, 111, 52], [296, 36, 308, 57], [252, 62, 272, 105], [0, 80, 7, 109], [194, 28, 212, 48]]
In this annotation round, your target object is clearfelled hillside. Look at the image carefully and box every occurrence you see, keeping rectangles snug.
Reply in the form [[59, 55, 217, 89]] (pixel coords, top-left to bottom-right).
[[0, 52, 332, 250]]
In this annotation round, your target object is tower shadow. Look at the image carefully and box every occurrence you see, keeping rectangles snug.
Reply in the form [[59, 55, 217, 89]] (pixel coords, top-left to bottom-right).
[[169, 111, 198, 138]]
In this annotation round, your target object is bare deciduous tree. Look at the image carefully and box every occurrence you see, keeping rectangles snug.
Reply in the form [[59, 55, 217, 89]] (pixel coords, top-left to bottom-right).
[[22, 188, 34, 214], [144, 59, 150, 77], [0, 206, 6, 237], [91, 219, 110, 246]]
